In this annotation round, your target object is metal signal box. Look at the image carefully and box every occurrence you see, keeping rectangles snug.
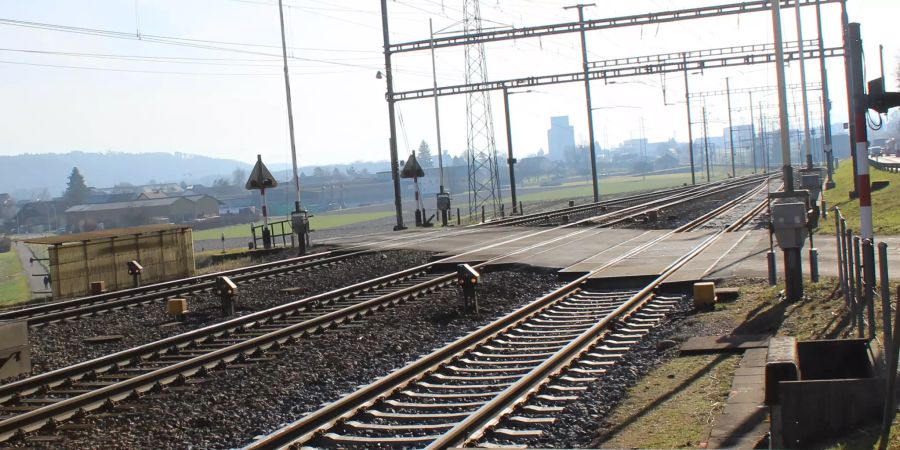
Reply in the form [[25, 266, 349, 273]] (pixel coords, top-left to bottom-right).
[[800, 173, 822, 204], [0, 321, 30, 380], [772, 202, 809, 249], [126, 260, 143, 276], [457, 264, 479, 286], [291, 211, 309, 234], [216, 276, 238, 316], [800, 172, 822, 228], [436, 192, 451, 211], [457, 264, 480, 313]]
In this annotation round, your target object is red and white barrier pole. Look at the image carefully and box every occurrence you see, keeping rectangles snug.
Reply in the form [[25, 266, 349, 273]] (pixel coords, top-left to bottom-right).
[[848, 22, 877, 338]]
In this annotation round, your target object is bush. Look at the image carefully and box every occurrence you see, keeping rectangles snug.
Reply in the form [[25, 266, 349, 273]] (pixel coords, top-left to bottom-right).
[[0, 236, 10, 253]]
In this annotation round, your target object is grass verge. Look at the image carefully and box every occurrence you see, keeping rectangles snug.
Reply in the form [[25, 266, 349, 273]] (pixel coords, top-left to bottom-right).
[[192, 211, 394, 242], [594, 277, 900, 449], [821, 158, 900, 235], [0, 249, 31, 305]]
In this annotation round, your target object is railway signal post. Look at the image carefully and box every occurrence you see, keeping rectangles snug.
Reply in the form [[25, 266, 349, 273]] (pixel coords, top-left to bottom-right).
[[769, 0, 808, 301]]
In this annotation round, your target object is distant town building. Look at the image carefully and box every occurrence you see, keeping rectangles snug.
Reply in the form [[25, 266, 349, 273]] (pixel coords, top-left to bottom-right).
[[547, 116, 575, 162]]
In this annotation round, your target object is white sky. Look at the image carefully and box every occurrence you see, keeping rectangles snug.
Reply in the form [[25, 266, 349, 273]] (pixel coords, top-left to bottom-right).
[[0, 0, 896, 169]]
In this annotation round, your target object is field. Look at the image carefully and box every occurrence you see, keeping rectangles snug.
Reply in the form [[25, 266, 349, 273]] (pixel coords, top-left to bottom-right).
[[0, 249, 30, 305], [516, 167, 752, 203], [192, 211, 394, 242], [820, 159, 900, 236]]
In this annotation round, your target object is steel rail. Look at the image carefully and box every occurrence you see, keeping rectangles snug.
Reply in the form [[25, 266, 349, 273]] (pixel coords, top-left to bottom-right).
[[0, 250, 345, 321], [723, 181, 783, 232], [503, 175, 766, 230], [675, 179, 771, 232], [476, 182, 701, 228], [243, 217, 687, 449], [0, 175, 764, 442], [0, 262, 437, 405], [1, 211, 511, 325], [593, 176, 766, 228], [429, 225, 731, 448], [244, 172, 762, 448]]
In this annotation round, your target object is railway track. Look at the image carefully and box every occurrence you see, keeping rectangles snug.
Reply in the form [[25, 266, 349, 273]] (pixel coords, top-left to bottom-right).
[[0, 175, 772, 443], [480, 173, 767, 228], [245, 197, 747, 449], [0, 250, 363, 327], [1, 175, 764, 327]]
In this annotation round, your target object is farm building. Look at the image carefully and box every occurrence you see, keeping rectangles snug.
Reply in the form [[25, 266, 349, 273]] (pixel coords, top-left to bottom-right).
[[66, 195, 219, 231]]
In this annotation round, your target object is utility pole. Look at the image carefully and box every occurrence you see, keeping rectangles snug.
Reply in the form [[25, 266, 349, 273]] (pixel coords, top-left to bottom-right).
[[773, 1, 794, 190], [750, 92, 758, 173], [760, 104, 770, 172], [773, 0, 804, 302], [565, 3, 600, 202], [726, 77, 736, 177], [276, 0, 301, 214], [502, 87, 519, 214], [796, 0, 813, 169], [683, 53, 696, 185], [380, 0, 406, 230], [702, 105, 711, 182], [430, 19, 448, 225], [815, 0, 835, 188], [840, 0, 858, 196]]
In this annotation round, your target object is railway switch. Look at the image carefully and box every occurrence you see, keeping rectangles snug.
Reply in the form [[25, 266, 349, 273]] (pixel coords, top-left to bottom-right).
[[127, 260, 143, 288], [216, 276, 238, 316], [457, 264, 480, 313]]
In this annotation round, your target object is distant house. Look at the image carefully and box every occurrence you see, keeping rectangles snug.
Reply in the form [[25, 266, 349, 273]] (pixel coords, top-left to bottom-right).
[[137, 191, 169, 200], [65, 195, 221, 231]]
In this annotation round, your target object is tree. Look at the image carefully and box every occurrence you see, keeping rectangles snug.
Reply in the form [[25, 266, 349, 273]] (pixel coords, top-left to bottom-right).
[[231, 168, 247, 186], [313, 167, 326, 178], [417, 140, 434, 168], [212, 178, 230, 187], [63, 167, 90, 206]]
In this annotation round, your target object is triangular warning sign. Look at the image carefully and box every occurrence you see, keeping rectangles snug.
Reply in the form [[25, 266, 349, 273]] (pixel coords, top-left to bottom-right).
[[245, 154, 278, 190], [400, 153, 425, 179]]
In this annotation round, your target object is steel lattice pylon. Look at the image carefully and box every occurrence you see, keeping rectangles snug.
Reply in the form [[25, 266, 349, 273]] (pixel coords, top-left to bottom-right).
[[463, 0, 502, 222]]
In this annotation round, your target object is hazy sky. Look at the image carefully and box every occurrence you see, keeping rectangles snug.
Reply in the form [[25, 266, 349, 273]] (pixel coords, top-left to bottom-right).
[[0, 0, 896, 170]]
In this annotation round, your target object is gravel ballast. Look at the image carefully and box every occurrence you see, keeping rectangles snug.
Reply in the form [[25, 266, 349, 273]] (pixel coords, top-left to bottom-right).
[[484, 296, 693, 448], [19, 268, 560, 449], [27, 250, 433, 375]]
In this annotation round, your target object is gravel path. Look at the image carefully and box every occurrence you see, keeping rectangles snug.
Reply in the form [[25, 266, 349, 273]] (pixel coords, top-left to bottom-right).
[[21, 269, 560, 449], [27, 250, 433, 375]]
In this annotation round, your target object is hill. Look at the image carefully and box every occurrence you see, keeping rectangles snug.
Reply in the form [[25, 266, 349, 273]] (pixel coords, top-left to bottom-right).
[[0, 151, 253, 197]]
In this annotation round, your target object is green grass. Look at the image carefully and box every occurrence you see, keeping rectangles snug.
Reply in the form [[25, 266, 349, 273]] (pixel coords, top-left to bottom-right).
[[0, 249, 30, 305], [517, 172, 695, 203], [820, 159, 900, 235], [192, 211, 395, 241]]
